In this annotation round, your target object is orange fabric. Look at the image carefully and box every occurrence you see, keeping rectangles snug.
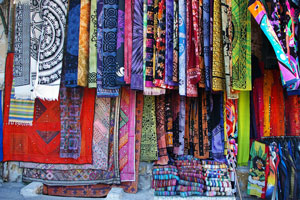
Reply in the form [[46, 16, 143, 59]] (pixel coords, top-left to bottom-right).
[[3, 53, 94, 163]]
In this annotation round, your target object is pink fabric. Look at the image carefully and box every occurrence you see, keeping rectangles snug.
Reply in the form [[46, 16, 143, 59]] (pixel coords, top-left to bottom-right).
[[119, 87, 136, 181], [124, 0, 133, 84]]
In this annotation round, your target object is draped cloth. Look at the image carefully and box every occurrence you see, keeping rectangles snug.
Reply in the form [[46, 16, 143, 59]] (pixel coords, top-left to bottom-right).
[[59, 83, 84, 159], [116, 0, 125, 85], [178, 96, 186, 155], [119, 87, 136, 181], [140, 96, 158, 161], [78, 0, 90, 87], [3, 56, 93, 163], [34, 0, 67, 100], [0, 3, 7, 90], [88, 0, 97, 88], [64, 0, 80, 87], [237, 91, 250, 166], [172, 0, 179, 83], [124, 0, 133, 84], [131, 0, 144, 90], [203, 0, 211, 90]]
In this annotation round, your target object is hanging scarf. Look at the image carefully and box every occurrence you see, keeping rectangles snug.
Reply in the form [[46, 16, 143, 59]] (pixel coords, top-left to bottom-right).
[[237, 91, 250, 166], [119, 87, 136, 181], [155, 95, 169, 165], [165, 93, 174, 154], [178, 96, 186, 155], [198, 0, 205, 88], [34, 0, 67, 100], [77, 0, 90, 87], [64, 0, 81, 87], [88, 0, 97, 88], [116, 0, 125, 85], [96, 0, 119, 97], [124, 0, 133, 84], [131, 0, 144, 90], [172, 92, 181, 156], [203, 0, 211, 90], [172, 0, 179, 83], [14, 3, 31, 99], [140, 96, 158, 161], [221, 0, 238, 99], [212, 0, 225, 91], [178, 0, 186, 96]]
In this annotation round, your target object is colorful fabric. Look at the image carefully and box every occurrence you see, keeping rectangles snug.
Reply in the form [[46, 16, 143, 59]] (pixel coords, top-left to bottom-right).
[[178, 96, 185, 155], [154, 191, 177, 196], [203, 0, 211, 90], [64, 0, 80, 87], [172, 0, 179, 83], [179, 191, 203, 197], [124, 0, 133, 84], [247, 141, 268, 198], [140, 96, 158, 161], [152, 179, 178, 187], [13, 3, 31, 99], [0, 5, 7, 90], [177, 185, 204, 192], [179, 180, 204, 187], [3, 56, 93, 163], [155, 186, 177, 191], [59, 83, 83, 159], [88, 0, 97, 88], [178, 0, 186, 96], [119, 87, 136, 181], [172, 92, 181, 155], [77, 0, 90, 87], [165, 93, 174, 149], [0, 89, 2, 161], [153, 174, 180, 180], [131, 0, 144, 90]]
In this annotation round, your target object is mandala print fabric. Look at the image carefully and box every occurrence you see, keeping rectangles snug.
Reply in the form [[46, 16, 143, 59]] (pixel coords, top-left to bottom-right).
[[116, 0, 125, 85], [34, 0, 68, 100]]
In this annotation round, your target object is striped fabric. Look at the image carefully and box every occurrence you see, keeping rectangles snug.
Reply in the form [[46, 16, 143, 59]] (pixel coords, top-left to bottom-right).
[[177, 185, 204, 192], [179, 191, 203, 197], [155, 186, 177, 191], [154, 191, 177, 196], [153, 174, 180, 181], [8, 84, 34, 125]]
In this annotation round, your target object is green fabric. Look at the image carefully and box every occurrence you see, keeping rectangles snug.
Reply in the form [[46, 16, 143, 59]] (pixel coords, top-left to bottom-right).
[[88, 0, 97, 88], [237, 91, 250, 166]]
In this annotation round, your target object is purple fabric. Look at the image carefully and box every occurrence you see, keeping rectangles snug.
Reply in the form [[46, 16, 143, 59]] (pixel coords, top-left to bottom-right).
[[116, 0, 125, 85]]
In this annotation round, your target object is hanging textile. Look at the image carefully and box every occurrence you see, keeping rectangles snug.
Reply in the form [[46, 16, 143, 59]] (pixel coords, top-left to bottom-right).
[[34, 0, 67, 100], [263, 70, 272, 137], [140, 96, 158, 161], [96, 0, 119, 97], [3, 57, 93, 163], [119, 87, 136, 182], [155, 95, 169, 165], [131, 0, 144, 90], [0, 3, 7, 90], [237, 91, 250, 166], [14, 3, 32, 99], [20, 97, 110, 170], [124, 0, 133, 84], [88, 0, 97, 88], [178, 96, 186, 155], [77, 0, 90, 87], [212, 0, 225, 91], [203, 0, 211, 90], [178, 0, 186, 96], [64, 0, 80, 87], [172, 92, 181, 156], [22, 97, 120, 185], [116, 0, 125, 85], [285, 95, 300, 136], [198, 0, 205, 88], [165, 93, 174, 152], [0, 89, 2, 161], [172, 0, 179, 83]]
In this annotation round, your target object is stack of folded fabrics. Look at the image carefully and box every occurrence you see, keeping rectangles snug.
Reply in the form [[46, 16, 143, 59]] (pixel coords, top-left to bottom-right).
[[175, 156, 205, 197], [152, 165, 179, 196], [201, 160, 233, 196]]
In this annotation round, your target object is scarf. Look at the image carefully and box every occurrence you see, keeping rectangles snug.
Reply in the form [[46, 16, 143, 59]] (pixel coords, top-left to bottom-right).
[[34, 0, 67, 100], [124, 0, 133, 84], [116, 0, 125, 85], [88, 0, 97, 88], [154, 95, 169, 165], [96, 0, 119, 97], [131, 0, 144, 90], [212, 0, 225, 91], [59, 84, 84, 159], [119, 87, 136, 181], [178, 0, 186, 96], [203, 0, 211, 90], [77, 0, 90, 87], [172, 0, 179, 83], [237, 91, 250, 166]]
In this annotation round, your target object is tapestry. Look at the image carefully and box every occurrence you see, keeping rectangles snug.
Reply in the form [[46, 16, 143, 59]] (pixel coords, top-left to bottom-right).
[[13, 2, 31, 99], [247, 141, 268, 198], [119, 87, 136, 181], [155, 95, 169, 165], [64, 0, 80, 87], [96, 0, 119, 97], [172, 0, 179, 83], [212, 0, 225, 91], [77, 0, 90, 87], [34, 0, 67, 100], [22, 97, 121, 185], [88, 0, 97, 88], [130, 0, 144, 90], [124, 0, 133, 84], [203, 0, 211, 90], [140, 96, 158, 161], [178, 0, 186, 96], [3, 57, 93, 163], [59, 83, 84, 159], [20, 97, 110, 170], [116, 0, 125, 85]]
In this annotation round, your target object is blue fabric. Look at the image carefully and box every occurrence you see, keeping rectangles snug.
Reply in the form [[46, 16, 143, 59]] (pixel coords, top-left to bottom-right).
[[203, 0, 211, 91], [178, 0, 186, 96], [64, 0, 81, 87], [0, 90, 3, 161]]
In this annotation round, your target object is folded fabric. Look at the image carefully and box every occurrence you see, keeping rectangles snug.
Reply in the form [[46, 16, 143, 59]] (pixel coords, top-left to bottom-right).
[[154, 191, 177, 196], [153, 165, 177, 170], [177, 185, 204, 192], [205, 186, 232, 192], [204, 191, 230, 196], [177, 166, 202, 171], [179, 191, 203, 197], [205, 180, 231, 187], [155, 186, 177, 191], [152, 171, 178, 176], [179, 179, 204, 187], [152, 179, 177, 188], [179, 175, 204, 184], [153, 174, 180, 181], [178, 172, 203, 179]]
